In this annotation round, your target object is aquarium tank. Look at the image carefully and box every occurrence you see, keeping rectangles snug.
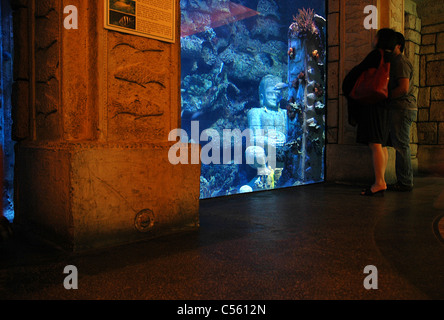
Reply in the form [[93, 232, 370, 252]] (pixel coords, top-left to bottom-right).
[[1, 0, 14, 221], [180, 0, 326, 199]]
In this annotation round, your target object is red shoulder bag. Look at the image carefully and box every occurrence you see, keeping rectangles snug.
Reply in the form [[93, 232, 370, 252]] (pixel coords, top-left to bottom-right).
[[349, 49, 390, 105]]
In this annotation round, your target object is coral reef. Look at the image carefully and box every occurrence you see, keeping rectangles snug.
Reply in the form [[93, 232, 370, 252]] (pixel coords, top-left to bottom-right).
[[181, 1, 326, 198], [289, 8, 319, 39], [287, 7, 326, 183]]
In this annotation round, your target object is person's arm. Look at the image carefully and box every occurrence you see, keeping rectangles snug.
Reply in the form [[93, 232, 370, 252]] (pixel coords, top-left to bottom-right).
[[390, 56, 413, 99], [390, 78, 409, 99]]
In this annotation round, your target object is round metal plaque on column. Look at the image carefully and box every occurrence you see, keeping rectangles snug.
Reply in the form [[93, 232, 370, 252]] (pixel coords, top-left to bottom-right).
[[135, 209, 155, 232]]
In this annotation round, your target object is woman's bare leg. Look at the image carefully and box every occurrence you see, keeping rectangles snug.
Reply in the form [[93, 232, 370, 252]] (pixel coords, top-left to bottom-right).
[[368, 143, 387, 192]]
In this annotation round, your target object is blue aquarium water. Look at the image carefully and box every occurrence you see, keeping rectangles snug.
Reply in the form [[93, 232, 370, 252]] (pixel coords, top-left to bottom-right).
[[0, 1, 14, 221], [181, 0, 326, 199]]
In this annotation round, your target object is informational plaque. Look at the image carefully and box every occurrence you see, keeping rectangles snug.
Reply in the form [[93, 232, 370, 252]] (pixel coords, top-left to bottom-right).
[[104, 0, 175, 43]]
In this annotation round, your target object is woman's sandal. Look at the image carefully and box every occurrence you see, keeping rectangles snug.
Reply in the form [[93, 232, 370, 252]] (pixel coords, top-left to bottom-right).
[[360, 187, 386, 197]]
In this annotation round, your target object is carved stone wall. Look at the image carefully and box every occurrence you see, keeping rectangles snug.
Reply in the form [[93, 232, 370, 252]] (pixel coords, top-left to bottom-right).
[[326, 0, 444, 181], [326, 0, 378, 147], [389, 0, 404, 32], [34, 0, 61, 140], [415, 0, 444, 174], [326, 0, 403, 184], [401, 0, 420, 172], [11, 0, 30, 141], [106, 33, 171, 142], [11, 0, 200, 250]]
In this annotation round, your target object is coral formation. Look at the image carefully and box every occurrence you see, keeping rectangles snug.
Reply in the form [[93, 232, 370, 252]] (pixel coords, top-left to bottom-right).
[[289, 8, 319, 38], [181, 1, 326, 198]]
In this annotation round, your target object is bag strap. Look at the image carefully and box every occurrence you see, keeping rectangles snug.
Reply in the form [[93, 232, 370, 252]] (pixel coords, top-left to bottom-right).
[[378, 48, 385, 66]]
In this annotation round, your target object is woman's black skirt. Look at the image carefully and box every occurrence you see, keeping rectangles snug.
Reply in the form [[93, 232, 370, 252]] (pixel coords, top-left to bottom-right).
[[356, 103, 390, 146]]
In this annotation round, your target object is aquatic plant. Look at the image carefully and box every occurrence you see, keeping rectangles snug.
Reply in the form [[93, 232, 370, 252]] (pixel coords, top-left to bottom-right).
[[314, 82, 324, 97], [289, 8, 319, 38], [311, 49, 319, 60], [297, 71, 306, 85]]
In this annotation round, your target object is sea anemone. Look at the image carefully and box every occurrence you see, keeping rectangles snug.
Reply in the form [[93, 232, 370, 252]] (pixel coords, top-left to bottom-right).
[[285, 97, 298, 120], [311, 50, 319, 60], [298, 71, 305, 79], [288, 47, 295, 60], [314, 83, 324, 97], [297, 71, 306, 85]]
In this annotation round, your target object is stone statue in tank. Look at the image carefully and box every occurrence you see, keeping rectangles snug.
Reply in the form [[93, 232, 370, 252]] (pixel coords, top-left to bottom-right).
[[244, 74, 288, 187]]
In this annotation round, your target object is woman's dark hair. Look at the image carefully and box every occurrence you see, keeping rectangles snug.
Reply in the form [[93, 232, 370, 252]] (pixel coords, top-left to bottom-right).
[[375, 28, 397, 51], [395, 32, 406, 53]]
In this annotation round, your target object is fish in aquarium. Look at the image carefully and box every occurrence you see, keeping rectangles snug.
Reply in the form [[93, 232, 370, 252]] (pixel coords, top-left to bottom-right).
[[180, 0, 327, 199]]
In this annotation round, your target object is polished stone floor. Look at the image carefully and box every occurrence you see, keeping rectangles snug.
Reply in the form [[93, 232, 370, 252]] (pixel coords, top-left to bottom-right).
[[0, 176, 443, 300]]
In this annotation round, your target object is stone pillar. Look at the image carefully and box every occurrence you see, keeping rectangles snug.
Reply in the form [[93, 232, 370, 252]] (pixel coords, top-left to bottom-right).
[[12, 0, 200, 250], [403, 0, 421, 175], [325, 0, 403, 184], [415, 0, 444, 175], [378, 0, 404, 32]]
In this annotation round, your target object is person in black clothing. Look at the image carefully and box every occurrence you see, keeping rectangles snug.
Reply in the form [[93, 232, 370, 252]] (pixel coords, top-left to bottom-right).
[[343, 28, 397, 196]]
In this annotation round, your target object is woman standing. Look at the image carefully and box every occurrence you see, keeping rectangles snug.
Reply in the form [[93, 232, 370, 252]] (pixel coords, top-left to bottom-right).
[[343, 28, 397, 196]]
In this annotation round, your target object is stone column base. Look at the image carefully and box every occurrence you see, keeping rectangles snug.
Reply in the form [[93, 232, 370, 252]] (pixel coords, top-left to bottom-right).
[[418, 145, 444, 176], [326, 144, 401, 185], [14, 142, 200, 251]]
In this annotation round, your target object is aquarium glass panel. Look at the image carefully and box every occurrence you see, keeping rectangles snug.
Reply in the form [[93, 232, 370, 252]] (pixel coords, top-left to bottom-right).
[[180, 0, 326, 199], [1, 0, 15, 220]]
